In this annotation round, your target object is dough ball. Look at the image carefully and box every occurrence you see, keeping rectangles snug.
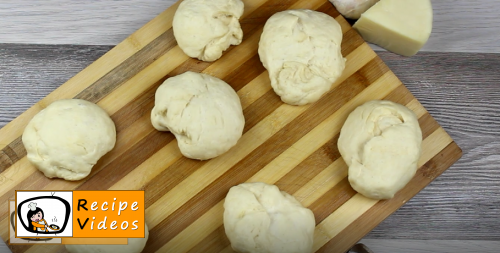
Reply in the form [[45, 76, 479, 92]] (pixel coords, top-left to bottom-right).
[[338, 100, 422, 199], [224, 182, 315, 253], [22, 99, 116, 181], [65, 223, 149, 253], [173, 0, 244, 62], [258, 9, 346, 105], [329, 0, 380, 19], [151, 71, 245, 160]]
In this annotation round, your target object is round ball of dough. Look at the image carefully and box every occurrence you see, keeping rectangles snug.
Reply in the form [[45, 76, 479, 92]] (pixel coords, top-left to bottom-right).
[[151, 71, 245, 160], [22, 99, 116, 181], [223, 182, 315, 253], [338, 100, 422, 199], [173, 0, 244, 62], [258, 9, 346, 106], [65, 223, 149, 253]]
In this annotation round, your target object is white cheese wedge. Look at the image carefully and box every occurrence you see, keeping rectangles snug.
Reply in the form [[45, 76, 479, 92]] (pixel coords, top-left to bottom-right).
[[353, 0, 433, 56]]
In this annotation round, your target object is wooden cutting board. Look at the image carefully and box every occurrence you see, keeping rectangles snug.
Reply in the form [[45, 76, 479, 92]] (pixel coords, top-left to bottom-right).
[[0, 0, 462, 252]]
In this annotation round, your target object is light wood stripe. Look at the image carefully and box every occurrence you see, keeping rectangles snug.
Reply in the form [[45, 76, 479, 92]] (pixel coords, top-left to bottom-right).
[[1, 0, 462, 252]]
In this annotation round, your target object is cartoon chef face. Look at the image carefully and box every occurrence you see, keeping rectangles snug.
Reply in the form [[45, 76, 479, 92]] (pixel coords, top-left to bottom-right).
[[30, 211, 43, 222]]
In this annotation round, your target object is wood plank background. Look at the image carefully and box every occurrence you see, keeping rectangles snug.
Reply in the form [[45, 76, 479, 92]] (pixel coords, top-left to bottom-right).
[[0, 0, 499, 252]]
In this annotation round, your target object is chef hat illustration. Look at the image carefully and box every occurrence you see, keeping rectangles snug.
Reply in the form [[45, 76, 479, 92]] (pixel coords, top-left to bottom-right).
[[28, 202, 37, 211]]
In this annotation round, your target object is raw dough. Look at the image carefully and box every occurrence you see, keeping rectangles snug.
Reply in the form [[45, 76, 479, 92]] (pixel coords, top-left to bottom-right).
[[65, 223, 149, 253], [329, 0, 379, 19], [258, 9, 345, 105], [224, 182, 315, 253], [151, 71, 245, 160], [22, 99, 116, 181], [338, 100, 422, 199], [173, 0, 244, 62]]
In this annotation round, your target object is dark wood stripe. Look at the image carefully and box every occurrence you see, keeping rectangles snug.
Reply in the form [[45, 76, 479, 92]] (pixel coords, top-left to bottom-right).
[[275, 134, 341, 193], [74, 29, 177, 103], [144, 157, 209, 207], [76, 130, 175, 191], [142, 63, 378, 252], [54, 245, 67, 253], [341, 29, 364, 57], [0, 137, 25, 173], [309, 177, 356, 224], [0, 149, 13, 171], [242, 90, 282, 133], [8, 244, 32, 253], [359, 57, 391, 84], [240, 0, 305, 35], [316, 0, 341, 18], [384, 84, 414, 105], [111, 82, 160, 133], [20, 244, 62, 253], [223, 54, 267, 91], [169, 57, 213, 77], [144, 89, 283, 208], [10, 244, 65, 253], [419, 113, 440, 140], [347, 57, 391, 88], [186, 226, 231, 253], [316, 142, 462, 253]]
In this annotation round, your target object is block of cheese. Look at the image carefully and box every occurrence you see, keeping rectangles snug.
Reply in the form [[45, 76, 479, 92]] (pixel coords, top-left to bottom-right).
[[353, 0, 433, 56]]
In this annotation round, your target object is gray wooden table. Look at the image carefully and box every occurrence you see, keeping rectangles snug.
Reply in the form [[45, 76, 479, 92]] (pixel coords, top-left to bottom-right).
[[1, 1, 499, 252]]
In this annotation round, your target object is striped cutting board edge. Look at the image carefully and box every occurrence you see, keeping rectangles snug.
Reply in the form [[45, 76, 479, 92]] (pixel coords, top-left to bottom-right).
[[0, 0, 462, 252]]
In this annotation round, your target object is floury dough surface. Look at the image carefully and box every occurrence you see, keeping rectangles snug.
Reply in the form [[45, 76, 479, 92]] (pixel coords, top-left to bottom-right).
[[66, 223, 149, 253], [224, 182, 315, 253], [22, 99, 116, 181], [151, 71, 245, 160], [338, 100, 423, 199], [258, 9, 345, 105], [173, 0, 244, 62]]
